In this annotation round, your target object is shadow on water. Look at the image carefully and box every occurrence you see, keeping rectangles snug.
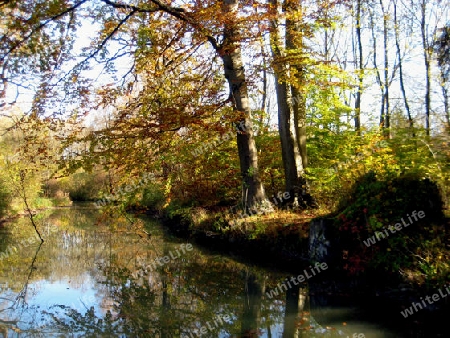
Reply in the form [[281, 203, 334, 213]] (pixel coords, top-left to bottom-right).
[[0, 206, 439, 337]]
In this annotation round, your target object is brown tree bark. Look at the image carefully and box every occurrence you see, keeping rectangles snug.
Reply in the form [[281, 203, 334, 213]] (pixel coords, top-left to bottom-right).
[[286, 1, 314, 207], [285, 0, 308, 170], [380, 0, 390, 136], [269, 0, 315, 208], [369, 4, 388, 135], [269, 0, 301, 194]]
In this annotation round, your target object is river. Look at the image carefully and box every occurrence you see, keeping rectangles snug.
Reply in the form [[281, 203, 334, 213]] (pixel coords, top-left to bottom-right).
[[0, 206, 426, 337]]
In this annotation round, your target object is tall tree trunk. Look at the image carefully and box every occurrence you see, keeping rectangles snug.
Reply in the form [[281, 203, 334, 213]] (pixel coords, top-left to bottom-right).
[[441, 76, 450, 133], [286, 1, 308, 170], [420, 0, 431, 135], [286, 0, 316, 207], [393, 0, 414, 136], [221, 0, 269, 211], [258, 18, 268, 129], [369, 6, 387, 132], [269, 0, 314, 207], [380, 0, 390, 136], [291, 87, 307, 170], [269, 0, 301, 193], [274, 77, 301, 195], [435, 25, 450, 133], [354, 0, 363, 134]]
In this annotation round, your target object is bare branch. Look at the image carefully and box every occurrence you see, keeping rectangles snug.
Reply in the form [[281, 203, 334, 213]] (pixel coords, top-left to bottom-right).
[[81, 11, 135, 66], [100, 0, 160, 13], [52, 9, 136, 89], [1, 0, 90, 63], [105, 0, 220, 50]]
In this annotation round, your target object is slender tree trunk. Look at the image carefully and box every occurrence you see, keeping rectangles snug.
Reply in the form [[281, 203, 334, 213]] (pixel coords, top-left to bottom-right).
[[291, 87, 307, 169], [275, 78, 301, 195], [380, 0, 390, 136], [259, 22, 268, 129], [435, 26, 450, 133], [269, 0, 315, 208], [0, 60, 7, 107], [269, 0, 302, 196], [285, 0, 307, 171], [261, 50, 268, 116], [420, 0, 431, 135], [441, 77, 450, 133], [393, 0, 414, 136], [221, 0, 269, 210], [286, 0, 315, 207], [354, 0, 363, 134], [369, 8, 385, 129]]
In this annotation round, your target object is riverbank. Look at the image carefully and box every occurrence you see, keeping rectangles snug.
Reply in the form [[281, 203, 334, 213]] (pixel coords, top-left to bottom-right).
[[160, 206, 312, 270], [0, 198, 73, 226], [158, 204, 450, 331]]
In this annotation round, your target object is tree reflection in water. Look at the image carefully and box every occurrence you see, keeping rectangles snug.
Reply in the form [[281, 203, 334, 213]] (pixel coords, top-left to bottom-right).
[[0, 207, 384, 337]]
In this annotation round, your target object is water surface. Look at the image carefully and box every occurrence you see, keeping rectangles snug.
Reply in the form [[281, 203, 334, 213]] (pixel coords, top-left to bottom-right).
[[0, 206, 409, 337]]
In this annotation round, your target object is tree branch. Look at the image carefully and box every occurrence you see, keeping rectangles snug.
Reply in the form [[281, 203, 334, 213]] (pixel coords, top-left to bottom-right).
[[1, 0, 89, 63], [100, 0, 160, 13], [102, 0, 219, 50], [82, 11, 136, 65], [52, 9, 136, 89]]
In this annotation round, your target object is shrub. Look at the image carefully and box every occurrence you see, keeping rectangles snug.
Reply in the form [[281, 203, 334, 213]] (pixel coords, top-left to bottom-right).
[[334, 171, 446, 284]]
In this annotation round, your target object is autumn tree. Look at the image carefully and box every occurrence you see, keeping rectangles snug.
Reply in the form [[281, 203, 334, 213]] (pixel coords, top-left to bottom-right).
[[219, 0, 270, 210], [0, 0, 276, 210], [269, 0, 306, 204]]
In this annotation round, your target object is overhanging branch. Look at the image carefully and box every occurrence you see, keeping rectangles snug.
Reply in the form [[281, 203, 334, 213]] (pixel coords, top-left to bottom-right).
[[102, 0, 219, 50], [1, 0, 90, 63], [79, 10, 136, 68]]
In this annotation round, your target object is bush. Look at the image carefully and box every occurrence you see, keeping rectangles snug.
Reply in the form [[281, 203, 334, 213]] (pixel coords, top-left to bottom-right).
[[338, 171, 444, 223], [334, 171, 447, 284], [307, 131, 395, 211]]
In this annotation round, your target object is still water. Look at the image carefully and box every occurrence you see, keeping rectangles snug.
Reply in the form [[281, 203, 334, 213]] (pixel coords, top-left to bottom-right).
[[0, 206, 414, 337]]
